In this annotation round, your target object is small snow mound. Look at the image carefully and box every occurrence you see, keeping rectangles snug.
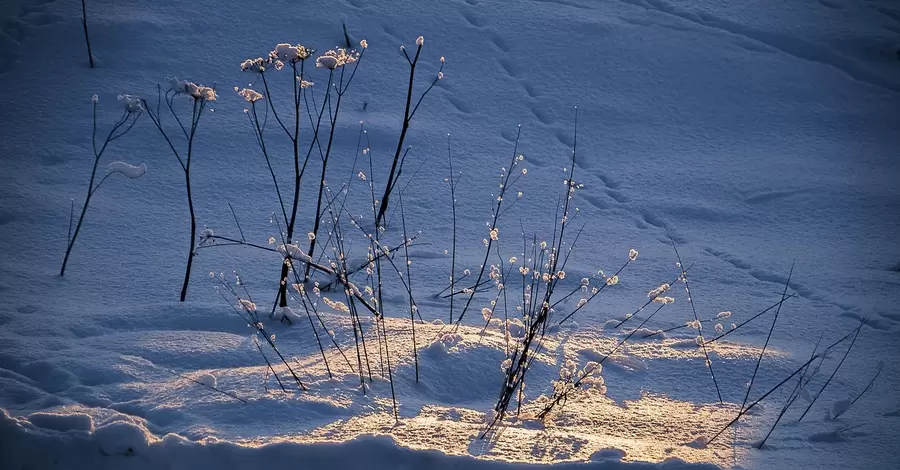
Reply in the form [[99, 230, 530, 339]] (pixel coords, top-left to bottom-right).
[[275, 306, 302, 323], [829, 399, 852, 420], [603, 319, 621, 329], [197, 373, 217, 389], [519, 418, 545, 430], [107, 161, 147, 179], [424, 332, 462, 356], [744, 402, 765, 416], [590, 448, 626, 461], [505, 319, 525, 338], [884, 409, 900, 417], [93, 420, 156, 455], [669, 338, 700, 349], [631, 327, 665, 339], [684, 435, 709, 449], [608, 354, 647, 372], [28, 411, 94, 433]]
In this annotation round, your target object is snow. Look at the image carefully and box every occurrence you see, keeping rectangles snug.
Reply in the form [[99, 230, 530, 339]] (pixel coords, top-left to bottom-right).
[[1, 0, 900, 468], [107, 161, 147, 179], [196, 373, 217, 390], [829, 399, 852, 420]]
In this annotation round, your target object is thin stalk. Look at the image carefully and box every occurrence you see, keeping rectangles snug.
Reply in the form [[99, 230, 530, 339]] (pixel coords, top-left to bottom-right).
[[708, 322, 864, 446], [81, 0, 94, 68], [61, 105, 137, 276], [741, 261, 794, 411], [374, 43, 443, 226], [666, 225, 723, 403], [757, 336, 822, 448], [447, 133, 458, 323], [399, 195, 419, 382], [797, 322, 863, 422]]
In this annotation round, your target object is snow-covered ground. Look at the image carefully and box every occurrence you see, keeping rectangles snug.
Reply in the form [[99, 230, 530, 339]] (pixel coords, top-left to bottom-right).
[[1, 0, 898, 468]]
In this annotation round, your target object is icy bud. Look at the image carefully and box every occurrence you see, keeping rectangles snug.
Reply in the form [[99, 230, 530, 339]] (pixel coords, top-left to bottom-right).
[[606, 275, 619, 286], [307, 232, 316, 241], [440, 56, 445, 63], [628, 248, 639, 261], [437, 71, 444, 80], [481, 307, 492, 321], [360, 39, 368, 49], [107, 161, 147, 179], [715, 323, 724, 333], [652, 296, 675, 304], [489, 228, 499, 241], [509, 256, 518, 264], [238, 298, 257, 312], [716, 311, 732, 319], [91, 94, 99, 104], [416, 35, 424, 46], [501, 358, 512, 371], [117, 94, 143, 113]]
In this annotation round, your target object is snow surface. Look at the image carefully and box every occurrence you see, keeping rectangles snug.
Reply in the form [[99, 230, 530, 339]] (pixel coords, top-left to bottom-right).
[[1, 0, 899, 469]]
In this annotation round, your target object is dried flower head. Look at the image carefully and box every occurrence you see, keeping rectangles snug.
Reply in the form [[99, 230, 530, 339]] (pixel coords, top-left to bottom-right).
[[360, 39, 368, 49], [235, 87, 263, 103], [91, 94, 99, 104], [117, 94, 143, 113], [648, 283, 670, 298], [316, 48, 359, 69], [240, 57, 268, 73], [628, 248, 639, 261], [270, 43, 310, 63]]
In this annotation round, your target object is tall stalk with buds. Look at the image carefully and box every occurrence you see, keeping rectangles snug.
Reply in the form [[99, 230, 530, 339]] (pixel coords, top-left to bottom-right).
[[238, 41, 367, 308], [143, 79, 217, 301], [374, 35, 444, 228], [60, 94, 144, 276]]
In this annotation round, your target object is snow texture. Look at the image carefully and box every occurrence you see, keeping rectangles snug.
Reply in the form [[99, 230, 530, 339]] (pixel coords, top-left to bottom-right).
[[1, 0, 899, 468]]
